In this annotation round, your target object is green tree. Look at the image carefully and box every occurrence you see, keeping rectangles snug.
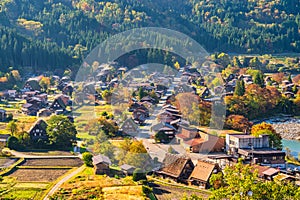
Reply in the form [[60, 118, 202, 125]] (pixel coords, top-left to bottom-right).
[[138, 87, 147, 100], [7, 136, 20, 150], [210, 159, 300, 199], [253, 72, 264, 87], [232, 56, 242, 68], [234, 80, 245, 96], [6, 120, 18, 136], [47, 115, 77, 148], [82, 152, 93, 167]]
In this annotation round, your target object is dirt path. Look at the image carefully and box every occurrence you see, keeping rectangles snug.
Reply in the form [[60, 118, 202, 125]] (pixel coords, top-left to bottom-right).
[[43, 165, 85, 200]]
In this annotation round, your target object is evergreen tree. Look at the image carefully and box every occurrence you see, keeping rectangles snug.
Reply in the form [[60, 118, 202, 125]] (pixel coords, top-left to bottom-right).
[[253, 72, 264, 87], [234, 80, 245, 96]]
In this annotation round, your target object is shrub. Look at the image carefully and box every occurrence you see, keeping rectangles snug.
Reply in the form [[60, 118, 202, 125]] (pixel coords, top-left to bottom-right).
[[7, 136, 19, 150], [82, 152, 93, 167]]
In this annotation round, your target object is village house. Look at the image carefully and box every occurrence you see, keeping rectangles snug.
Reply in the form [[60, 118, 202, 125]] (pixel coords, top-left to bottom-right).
[[174, 84, 195, 95], [50, 94, 71, 111], [23, 76, 42, 91], [176, 126, 224, 153], [22, 103, 40, 116], [62, 84, 74, 96], [226, 134, 286, 168], [4, 90, 17, 100], [120, 164, 136, 176], [28, 119, 48, 142], [0, 109, 7, 122], [152, 122, 177, 143], [37, 108, 52, 117], [261, 167, 280, 180], [188, 160, 222, 189], [156, 153, 194, 183], [132, 108, 147, 124], [120, 118, 139, 136], [140, 96, 156, 104], [198, 87, 210, 99], [93, 154, 111, 175]]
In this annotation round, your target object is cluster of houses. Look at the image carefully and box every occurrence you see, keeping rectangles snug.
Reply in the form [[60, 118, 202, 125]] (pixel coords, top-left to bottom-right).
[[222, 72, 300, 99], [91, 147, 299, 189], [90, 152, 221, 189]]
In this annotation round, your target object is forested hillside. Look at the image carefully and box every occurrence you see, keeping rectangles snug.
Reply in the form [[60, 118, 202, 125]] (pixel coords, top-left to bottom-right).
[[0, 0, 300, 72]]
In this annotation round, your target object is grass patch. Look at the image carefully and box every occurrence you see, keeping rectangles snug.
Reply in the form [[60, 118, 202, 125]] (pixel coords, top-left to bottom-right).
[[14, 182, 49, 189], [79, 166, 94, 176], [1, 188, 44, 200]]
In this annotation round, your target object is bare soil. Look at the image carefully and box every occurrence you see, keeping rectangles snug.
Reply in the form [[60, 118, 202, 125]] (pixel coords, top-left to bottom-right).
[[9, 169, 70, 182], [22, 158, 83, 167]]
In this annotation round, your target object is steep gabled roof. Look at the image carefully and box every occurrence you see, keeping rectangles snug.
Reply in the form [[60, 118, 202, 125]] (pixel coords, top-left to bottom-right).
[[92, 154, 111, 165], [28, 119, 48, 133], [120, 164, 136, 171], [189, 160, 219, 182], [159, 153, 192, 178]]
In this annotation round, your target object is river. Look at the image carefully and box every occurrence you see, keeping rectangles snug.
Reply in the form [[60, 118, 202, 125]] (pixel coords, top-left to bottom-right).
[[262, 117, 300, 158], [282, 139, 300, 158]]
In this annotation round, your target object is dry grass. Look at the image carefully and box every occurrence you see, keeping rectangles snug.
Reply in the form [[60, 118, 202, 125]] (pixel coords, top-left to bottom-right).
[[52, 167, 143, 199], [103, 185, 144, 200]]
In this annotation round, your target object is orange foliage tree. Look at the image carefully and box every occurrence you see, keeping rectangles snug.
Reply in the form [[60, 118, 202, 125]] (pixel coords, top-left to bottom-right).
[[251, 122, 282, 149]]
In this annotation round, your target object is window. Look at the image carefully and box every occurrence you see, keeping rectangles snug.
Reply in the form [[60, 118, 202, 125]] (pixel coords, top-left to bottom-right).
[[272, 156, 277, 160]]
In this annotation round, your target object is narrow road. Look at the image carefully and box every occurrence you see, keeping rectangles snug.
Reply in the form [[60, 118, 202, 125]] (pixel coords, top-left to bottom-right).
[[43, 165, 85, 200]]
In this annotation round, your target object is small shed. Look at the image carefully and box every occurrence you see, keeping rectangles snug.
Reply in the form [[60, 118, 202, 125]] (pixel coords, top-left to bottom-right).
[[93, 154, 111, 175], [120, 164, 136, 176]]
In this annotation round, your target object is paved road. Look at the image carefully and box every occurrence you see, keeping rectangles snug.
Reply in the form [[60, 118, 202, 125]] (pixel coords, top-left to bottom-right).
[[137, 71, 188, 161], [43, 165, 85, 200]]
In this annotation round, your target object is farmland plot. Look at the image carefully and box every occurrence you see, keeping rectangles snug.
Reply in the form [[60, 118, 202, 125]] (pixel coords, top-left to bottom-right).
[[22, 158, 83, 167], [9, 168, 70, 182]]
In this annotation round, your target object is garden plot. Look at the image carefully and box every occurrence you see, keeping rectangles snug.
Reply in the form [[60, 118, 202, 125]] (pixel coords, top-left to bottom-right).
[[22, 158, 83, 167], [9, 168, 70, 182]]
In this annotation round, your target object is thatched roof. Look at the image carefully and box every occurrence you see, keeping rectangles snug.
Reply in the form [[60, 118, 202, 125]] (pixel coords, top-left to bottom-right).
[[92, 154, 111, 165], [158, 153, 192, 178], [28, 119, 48, 133], [189, 160, 219, 182]]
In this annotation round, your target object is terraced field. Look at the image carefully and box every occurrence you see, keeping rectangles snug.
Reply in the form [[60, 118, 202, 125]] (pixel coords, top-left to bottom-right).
[[22, 158, 83, 167]]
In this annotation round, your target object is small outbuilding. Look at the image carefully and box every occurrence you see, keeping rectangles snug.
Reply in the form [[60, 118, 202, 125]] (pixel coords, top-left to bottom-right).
[[93, 154, 111, 175], [120, 164, 136, 176]]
